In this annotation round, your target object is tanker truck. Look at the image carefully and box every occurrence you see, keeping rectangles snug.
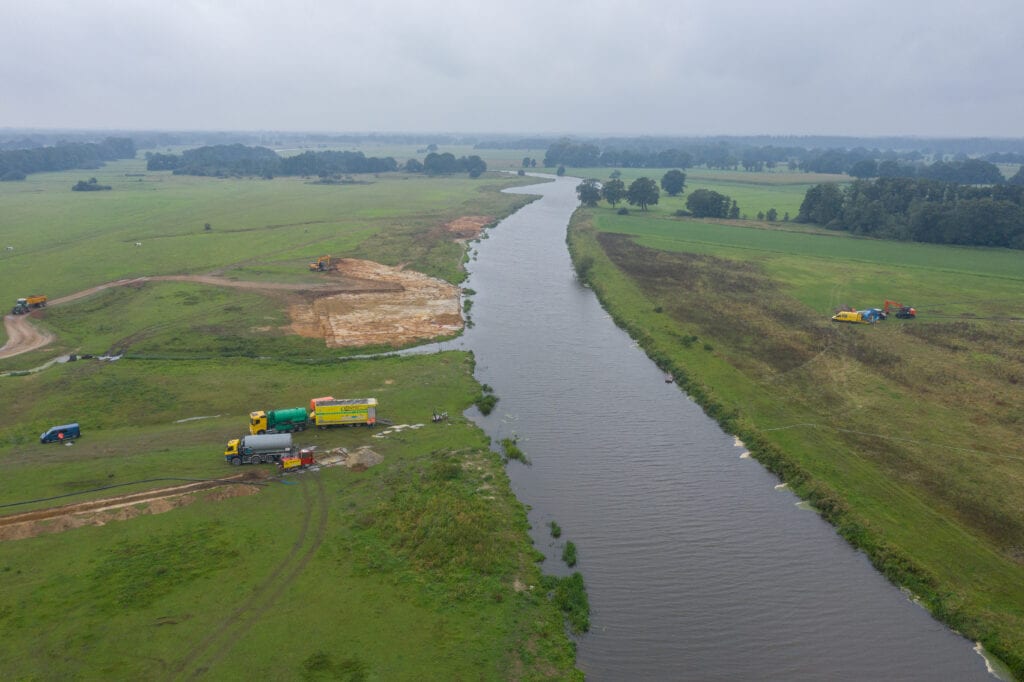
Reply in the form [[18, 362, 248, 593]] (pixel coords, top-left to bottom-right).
[[249, 407, 309, 435], [225, 433, 294, 465]]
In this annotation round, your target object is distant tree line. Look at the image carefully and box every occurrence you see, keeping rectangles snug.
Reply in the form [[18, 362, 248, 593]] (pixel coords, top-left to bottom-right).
[[147, 145, 486, 179], [537, 137, 1024, 180], [0, 137, 135, 181], [147, 144, 400, 178], [797, 178, 1024, 249]]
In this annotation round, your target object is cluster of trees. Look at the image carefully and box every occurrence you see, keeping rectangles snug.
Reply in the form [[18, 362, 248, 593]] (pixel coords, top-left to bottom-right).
[[0, 137, 135, 181], [147, 145, 400, 178], [420, 152, 487, 177], [576, 176, 660, 211], [846, 157, 1006, 183], [148, 145, 486, 179], [71, 177, 112, 192], [797, 178, 1024, 249], [685, 189, 739, 218]]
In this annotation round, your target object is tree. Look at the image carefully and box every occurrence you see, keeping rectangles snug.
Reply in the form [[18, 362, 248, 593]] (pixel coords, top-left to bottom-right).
[[601, 178, 626, 207], [576, 179, 601, 207], [556, 165, 566, 176], [626, 177, 659, 211], [522, 156, 532, 168], [660, 169, 687, 196], [464, 155, 487, 178], [766, 208, 778, 221], [849, 159, 878, 179], [610, 169, 622, 180], [404, 158, 424, 173], [796, 183, 844, 225], [1009, 166, 1024, 186], [686, 189, 731, 218]]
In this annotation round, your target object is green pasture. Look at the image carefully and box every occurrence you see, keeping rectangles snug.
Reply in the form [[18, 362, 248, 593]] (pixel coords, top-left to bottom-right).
[[0, 162, 579, 678], [0, 159, 536, 348], [570, 204, 1024, 676], [0, 159, 535, 299], [0, 354, 578, 679]]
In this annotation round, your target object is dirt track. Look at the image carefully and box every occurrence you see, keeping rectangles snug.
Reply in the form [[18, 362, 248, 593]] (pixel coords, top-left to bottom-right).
[[0, 475, 265, 542]]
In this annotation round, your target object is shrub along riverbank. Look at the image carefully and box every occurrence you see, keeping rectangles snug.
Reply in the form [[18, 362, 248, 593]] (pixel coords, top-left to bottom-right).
[[567, 206, 1024, 678]]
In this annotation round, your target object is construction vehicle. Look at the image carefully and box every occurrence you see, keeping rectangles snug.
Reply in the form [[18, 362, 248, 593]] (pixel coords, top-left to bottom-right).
[[309, 255, 338, 272], [249, 407, 309, 435], [883, 300, 917, 319], [279, 447, 317, 471], [310, 398, 377, 428], [831, 308, 884, 324], [225, 433, 295, 465], [12, 295, 47, 315]]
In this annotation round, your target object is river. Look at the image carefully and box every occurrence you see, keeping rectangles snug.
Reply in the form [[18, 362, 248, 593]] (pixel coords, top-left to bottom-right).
[[444, 175, 995, 680]]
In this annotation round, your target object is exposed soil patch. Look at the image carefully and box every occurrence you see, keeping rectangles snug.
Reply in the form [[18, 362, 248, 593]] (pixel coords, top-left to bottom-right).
[[0, 475, 264, 541], [0, 313, 55, 359], [289, 258, 462, 347], [445, 215, 492, 240]]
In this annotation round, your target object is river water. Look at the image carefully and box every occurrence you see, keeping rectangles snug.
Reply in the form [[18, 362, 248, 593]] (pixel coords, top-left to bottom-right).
[[445, 175, 994, 680]]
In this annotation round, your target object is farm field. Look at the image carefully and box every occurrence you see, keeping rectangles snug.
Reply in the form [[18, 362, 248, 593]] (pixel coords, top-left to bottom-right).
[[567, 176, 1024, 677], [0, 160, 579, 679]]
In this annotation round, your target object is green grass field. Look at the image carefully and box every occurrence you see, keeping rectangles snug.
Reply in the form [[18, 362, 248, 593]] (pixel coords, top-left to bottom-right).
[[569, 181, 1024, 678], [0, 160, 580, 679]]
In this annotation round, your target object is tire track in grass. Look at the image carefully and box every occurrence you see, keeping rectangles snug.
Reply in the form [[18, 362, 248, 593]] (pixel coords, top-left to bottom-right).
[[171, 473, 328, 680]]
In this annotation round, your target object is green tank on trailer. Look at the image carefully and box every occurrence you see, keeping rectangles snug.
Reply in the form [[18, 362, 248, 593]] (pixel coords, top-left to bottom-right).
[[249, 407, 309, 435]]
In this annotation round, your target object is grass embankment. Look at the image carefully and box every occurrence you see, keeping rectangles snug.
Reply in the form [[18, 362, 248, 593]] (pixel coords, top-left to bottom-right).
[[568, 194, 1024, 678], [0, 163, 581, 679]]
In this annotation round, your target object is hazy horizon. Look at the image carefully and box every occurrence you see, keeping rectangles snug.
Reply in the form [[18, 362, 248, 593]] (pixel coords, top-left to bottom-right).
[[4, 1, 1023, 138]]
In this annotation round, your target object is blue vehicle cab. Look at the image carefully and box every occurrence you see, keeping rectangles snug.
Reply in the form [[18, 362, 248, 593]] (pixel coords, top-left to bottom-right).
[[40, 423, 80, 444]]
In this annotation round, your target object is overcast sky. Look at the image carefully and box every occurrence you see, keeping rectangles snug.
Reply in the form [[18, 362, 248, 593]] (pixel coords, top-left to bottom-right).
[[3, 0, 1023, 137]]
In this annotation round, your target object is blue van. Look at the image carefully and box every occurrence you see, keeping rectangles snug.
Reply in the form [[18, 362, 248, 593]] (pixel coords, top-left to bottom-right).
[[40, 423, 80, 444]]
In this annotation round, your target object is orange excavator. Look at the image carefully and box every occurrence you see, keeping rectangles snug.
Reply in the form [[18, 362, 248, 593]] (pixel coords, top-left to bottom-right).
[[309, 255, 337, 272], [883, 300, 917, 319]]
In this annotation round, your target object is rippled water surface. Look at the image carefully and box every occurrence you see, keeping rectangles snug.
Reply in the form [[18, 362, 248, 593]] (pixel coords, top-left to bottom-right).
[[452, 175, 991, 680]]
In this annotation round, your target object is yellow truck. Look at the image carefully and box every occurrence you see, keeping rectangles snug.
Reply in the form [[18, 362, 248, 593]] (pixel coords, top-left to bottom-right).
[[12, 295, 47, 315], [310, 398, 377, 428]]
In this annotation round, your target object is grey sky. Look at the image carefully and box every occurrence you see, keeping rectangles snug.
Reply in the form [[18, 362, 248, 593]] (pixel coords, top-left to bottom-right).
[[3, 0, 1023, 137]]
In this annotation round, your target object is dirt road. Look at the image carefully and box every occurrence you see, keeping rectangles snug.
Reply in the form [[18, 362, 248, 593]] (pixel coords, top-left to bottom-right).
[[0, 475, 265, 542]]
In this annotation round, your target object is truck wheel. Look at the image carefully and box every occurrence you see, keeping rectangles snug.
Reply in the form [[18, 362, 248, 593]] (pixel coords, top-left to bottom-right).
[[231, 457, 242, 466], [257, 429, 266, 435]]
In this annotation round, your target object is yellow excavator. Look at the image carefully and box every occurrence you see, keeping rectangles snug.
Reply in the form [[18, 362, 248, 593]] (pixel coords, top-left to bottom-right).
[[309, 255, 337, 272]]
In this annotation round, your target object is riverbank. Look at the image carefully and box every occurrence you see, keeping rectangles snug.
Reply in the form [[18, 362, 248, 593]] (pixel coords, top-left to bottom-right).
[[567, 210, 1024, 679]]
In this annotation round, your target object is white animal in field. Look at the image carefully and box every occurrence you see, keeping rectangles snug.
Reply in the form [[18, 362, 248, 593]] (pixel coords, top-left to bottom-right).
[[134, 242, 142, 247], [4, 246, 12, 251]]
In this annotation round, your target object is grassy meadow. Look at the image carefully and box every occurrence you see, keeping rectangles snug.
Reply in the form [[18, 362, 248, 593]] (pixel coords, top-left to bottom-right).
[[0, 160, 580, 679], [568, 175, 1024, 677]]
